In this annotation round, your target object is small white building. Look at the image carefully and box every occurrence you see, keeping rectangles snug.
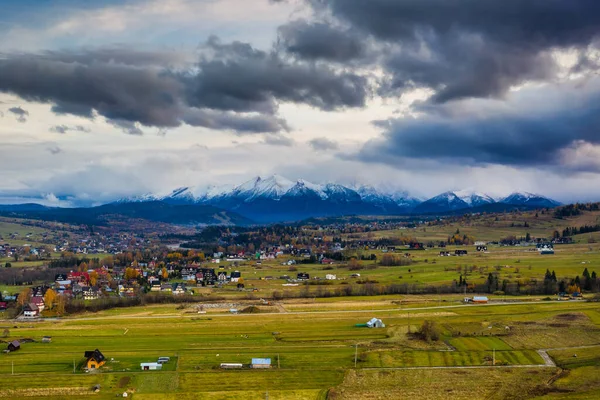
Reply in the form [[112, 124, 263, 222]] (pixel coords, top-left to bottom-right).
[[251, 358, 271, 369], [23, 303, 39, 318], [366, 318, 385, 328], [141, 362, 162, 371], [325, 274, 337, 280]]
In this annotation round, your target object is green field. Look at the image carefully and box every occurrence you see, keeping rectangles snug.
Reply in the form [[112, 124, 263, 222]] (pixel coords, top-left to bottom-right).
[[1, 300, 600, 399]]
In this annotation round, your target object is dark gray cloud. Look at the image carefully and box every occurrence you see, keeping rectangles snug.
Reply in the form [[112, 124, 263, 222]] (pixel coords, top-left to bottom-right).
[[278, 20, 366, 62], [307, 0, 600, 102], [357, 81, 600, 170], [108, 120, 144, 136], [50, 125, 91, 134], [187, 36, 368, 113], [309, 137, 339, 151], [0, 38, 368, 135], [8, 106, 29, 122]]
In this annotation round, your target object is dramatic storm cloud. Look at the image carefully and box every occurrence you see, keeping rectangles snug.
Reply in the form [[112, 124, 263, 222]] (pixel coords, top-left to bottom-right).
[[0, 38, 368, 135], [304, 0, 600, 102], [2, 0, 600, 204], [358, 79, 600, 171], [278, 20, 367, 62]]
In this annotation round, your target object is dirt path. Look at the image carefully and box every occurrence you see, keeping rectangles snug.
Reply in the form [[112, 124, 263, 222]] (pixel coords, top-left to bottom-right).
[[536, 350, 556, 367], [56, 300, 556, 322]]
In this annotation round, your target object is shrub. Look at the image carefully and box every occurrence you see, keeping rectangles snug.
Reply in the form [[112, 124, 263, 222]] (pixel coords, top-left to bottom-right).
[[417, 320, 440, 342]]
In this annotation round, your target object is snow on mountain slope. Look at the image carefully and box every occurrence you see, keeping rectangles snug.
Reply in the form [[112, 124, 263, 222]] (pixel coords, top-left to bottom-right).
[[454, 189, 496, 206], [233, 175, 296, 201], [286, 179, 327, 199], [114, 176, 561, 221], [501, 192, 561, 207]]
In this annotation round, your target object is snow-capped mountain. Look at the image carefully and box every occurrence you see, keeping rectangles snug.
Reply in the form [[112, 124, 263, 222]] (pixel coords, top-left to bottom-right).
[[116, 175, 418, 222], [501, 192, 561, 208], [413, 191, 471, 214], [414, 190, 561, 214], [115, 177, 561, 222], [454, 190, 496, 207]]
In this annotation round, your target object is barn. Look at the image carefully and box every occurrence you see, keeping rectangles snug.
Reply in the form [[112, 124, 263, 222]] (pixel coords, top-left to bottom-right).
[[366, 318, 385, 328], [251, 358, 271, 369], [7, 340, 20, 352]]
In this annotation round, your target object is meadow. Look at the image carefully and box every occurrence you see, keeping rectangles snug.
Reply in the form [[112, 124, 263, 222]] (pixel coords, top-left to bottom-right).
[[1, 299, 600, 399]]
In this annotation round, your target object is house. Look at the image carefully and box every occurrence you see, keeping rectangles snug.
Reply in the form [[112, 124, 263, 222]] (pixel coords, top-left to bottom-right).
[[0, 302, 7, 311], [84, 349, 106, 369], [30, 296, 45, 311], [140, 362, 162, 371], [325, 274, 337, 280], [409, 242, 424, 250], [23, 303, 39, 318], [439, 251, 451, 256], [230, 271, 242, 283], [82, 286, 100, 301], [251, 358, 272, 369], [172, 284, 185, 295], [455, 250, 468, 256], [42, 336, 52, 343], [7, 340, 20, 352], [537, 243, 555, 255], [476, 245, 488, 252]]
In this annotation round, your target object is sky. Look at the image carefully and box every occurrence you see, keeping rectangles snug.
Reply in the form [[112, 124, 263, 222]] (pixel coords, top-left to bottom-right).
[[1, 0, 600, 206]]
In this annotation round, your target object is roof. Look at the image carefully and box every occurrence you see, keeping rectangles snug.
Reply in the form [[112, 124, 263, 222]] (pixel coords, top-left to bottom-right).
[[84, 349, 105, 362], [473, 296, 489, 301], [251, 358, 271, 365], [9, 340, 20, 347]]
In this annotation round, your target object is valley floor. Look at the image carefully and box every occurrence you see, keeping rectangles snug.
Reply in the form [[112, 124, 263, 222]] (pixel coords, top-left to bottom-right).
[[2, 299, 600, 399]]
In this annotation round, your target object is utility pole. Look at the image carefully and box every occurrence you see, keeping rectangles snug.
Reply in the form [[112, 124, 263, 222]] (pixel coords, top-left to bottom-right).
[[407, 312, 410, 333], [12, 361, 14, 375], [277, 354, 280, 369], [73, 359, 76, 373], [493, 348, 496, 366], [354, 343, 358, 368]]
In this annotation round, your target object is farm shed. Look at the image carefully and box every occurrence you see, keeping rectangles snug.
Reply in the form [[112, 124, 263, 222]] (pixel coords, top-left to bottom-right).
[[141, 362, 162, 371], [366, 318, 385, 328], [220, 363, 243, 369], [472, 296, 489, 304], [251, 358, 272, 369], [84, 349, 106, 369], [7, 340, 20, 352]]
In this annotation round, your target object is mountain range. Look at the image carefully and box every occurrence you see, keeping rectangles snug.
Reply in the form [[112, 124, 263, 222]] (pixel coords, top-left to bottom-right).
[[116, 175, 561, 223], [0, 175, 562, 225]]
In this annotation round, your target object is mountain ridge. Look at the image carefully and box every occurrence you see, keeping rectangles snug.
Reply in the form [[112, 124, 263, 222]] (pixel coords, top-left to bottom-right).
[[115, 175, 560, 222]]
